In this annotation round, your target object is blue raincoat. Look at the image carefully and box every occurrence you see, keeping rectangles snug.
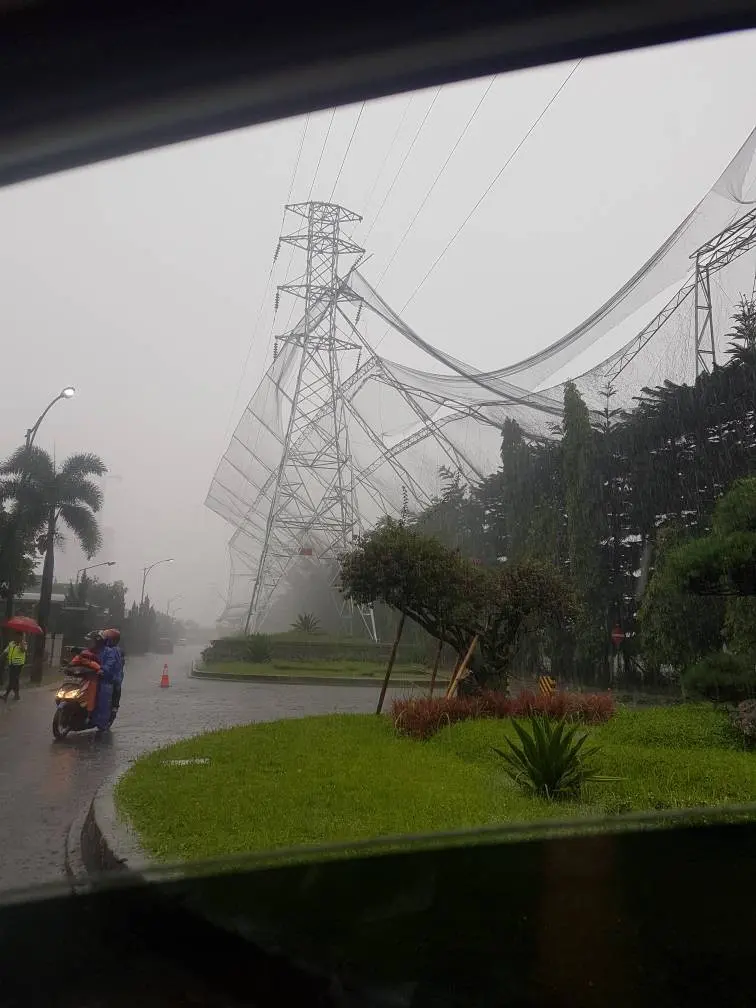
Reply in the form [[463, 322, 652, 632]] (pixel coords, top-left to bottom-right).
[[108, 644, 124, 685], [91, 644, 119, 729]]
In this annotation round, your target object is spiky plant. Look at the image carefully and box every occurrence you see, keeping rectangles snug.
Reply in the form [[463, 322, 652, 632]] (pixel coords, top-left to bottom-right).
[[493, 715, 618, 801], [291, 612, 320, 634]]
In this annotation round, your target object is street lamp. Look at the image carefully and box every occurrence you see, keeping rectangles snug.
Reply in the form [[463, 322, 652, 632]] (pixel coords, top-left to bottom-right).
[[76, 561, 116, 583], [3, 386, 76, 623], [25, 386, 76, 450], [167, 594, 184, 617], [140, 558, 174, 606]]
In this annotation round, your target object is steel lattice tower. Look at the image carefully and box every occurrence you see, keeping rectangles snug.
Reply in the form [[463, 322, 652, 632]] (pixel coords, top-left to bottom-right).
[[244, 201, 376, 637]]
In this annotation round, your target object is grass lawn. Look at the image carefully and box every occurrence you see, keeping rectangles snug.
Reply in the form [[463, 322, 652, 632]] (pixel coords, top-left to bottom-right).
[[201, 659, 444, 680], [116, 704, 756, 864]]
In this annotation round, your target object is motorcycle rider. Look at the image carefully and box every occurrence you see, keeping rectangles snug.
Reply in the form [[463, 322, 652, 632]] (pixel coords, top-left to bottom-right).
[[102, 629, 124, 712], [86, 631, 120, 730], [68, 645, 102, 714]]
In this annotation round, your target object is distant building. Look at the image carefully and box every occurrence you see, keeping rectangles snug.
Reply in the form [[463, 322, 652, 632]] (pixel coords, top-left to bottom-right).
[[13, 588, 91, 650], [14, 591, 69, 623]]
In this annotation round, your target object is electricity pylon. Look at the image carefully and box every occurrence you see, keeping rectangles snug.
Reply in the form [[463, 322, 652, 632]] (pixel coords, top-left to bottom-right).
[[244, 201, 376, 639]]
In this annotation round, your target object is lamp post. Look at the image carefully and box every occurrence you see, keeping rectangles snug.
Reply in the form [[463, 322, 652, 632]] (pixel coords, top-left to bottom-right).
[[75, 561, 116, 605], [76, 561, 116, 583], [4, 387, 76, 624], [167, 594, 184, 618], [140, 558, 173, 606], [25, 386, 76, 451]]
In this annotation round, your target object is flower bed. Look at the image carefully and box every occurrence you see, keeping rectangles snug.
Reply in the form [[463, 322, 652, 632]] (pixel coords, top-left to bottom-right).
[[392, 689, 615, 740]]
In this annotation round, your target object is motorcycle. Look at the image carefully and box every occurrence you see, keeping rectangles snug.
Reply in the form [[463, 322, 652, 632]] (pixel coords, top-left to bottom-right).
[[52, 666, 116, 739]]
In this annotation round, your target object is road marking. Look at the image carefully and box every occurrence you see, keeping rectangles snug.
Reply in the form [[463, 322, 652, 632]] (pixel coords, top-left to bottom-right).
[[161, 758, 211, 767]]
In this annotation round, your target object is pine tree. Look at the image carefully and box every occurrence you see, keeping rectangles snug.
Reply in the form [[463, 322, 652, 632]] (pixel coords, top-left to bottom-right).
[[562, 382, 607, 680], [725, 295, 756, 364]]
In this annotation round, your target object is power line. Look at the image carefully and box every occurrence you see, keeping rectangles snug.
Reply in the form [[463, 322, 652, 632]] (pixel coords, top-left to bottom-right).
[[375, 76, 497, 286], [329, 102, 366, 202], [285, 112, 311, 204], [358, 94, 415, 224], [362, 87, 442, 245], [307, 107, 337, 202], [223, 115, 311, 436], [392, 60, 583, 324]]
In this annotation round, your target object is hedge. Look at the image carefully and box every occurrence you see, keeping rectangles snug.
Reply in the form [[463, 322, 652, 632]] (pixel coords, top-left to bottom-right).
[[683, 651, 756, 703], [202, 633, 438, 666]]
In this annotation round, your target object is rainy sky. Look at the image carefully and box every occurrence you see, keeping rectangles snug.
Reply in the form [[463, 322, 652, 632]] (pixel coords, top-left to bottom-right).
[[1, 28, 756, 623]]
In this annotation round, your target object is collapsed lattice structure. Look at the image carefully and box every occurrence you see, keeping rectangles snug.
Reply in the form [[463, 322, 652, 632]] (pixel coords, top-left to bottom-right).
[[207, 126, 756, 631]]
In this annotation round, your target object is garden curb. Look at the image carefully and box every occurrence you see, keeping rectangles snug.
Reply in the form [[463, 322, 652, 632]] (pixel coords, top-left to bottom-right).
[[190, 661, 449, 689], [66, 768, 168, 890]]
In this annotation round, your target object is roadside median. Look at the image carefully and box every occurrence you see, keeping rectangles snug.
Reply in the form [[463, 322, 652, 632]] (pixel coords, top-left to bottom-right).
[[191, 658, 450, 689]]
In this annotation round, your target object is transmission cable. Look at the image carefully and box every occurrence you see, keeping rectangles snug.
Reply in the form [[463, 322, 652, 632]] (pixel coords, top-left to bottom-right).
[[329, 102, 366, 202], [375, 76, 496, 286], [392, 60, 583, 323], [361, 87, 441, 246], [358, 94, 414, 225], [307, 107, 337, 202], [224, 114, 311, 436]]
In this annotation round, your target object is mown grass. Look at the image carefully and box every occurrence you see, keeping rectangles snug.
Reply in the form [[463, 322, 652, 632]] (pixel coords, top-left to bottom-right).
[[203, 659, 437, 679], [116, 704, 756, 864]]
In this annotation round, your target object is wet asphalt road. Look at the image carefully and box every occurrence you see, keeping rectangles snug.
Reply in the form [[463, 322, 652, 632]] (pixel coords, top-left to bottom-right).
[[0, 646, 398, 896]]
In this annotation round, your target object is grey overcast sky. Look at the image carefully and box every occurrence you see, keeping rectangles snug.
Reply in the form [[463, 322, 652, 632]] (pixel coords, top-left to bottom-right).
[[1, 28, 756, 622]]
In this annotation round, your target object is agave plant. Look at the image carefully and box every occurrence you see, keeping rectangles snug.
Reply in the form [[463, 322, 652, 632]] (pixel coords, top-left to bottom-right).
[[493, 715, 618, 801], [291, 612, 320, 634]]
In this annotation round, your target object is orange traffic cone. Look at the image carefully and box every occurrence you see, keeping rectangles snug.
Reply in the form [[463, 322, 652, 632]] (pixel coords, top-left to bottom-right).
[[159, 664, 170, 688]]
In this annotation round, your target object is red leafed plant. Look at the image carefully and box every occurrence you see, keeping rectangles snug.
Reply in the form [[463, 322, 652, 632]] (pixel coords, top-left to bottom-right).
[[391, 689, 615, 740], [391, 695, 488, 741]]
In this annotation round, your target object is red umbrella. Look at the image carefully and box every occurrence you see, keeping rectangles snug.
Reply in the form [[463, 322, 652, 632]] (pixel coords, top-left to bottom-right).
[[2, 616, 43, 635]]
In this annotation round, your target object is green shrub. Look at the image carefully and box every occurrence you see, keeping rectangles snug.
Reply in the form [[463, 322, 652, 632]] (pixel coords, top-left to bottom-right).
[[492, 716, 618, 801], [682, 651, 756, 703], [731, 699, 756, 749], [201, 634, 272, 664]]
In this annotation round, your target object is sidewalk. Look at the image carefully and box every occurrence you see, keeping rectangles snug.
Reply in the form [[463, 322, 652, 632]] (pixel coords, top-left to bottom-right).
[[0, 664, 60, 695]]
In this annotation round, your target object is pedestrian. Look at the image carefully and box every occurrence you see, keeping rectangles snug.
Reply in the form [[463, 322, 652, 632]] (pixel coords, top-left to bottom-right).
[[2, 634, 27, 702]]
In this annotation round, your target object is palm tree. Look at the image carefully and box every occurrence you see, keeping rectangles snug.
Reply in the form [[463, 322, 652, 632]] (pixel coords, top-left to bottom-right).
[[291, 612, 320, 634], [1, 446, 106, 679]]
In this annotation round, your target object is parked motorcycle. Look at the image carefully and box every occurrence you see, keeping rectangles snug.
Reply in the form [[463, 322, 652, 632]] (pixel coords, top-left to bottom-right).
[[52, 666, 116, 739]]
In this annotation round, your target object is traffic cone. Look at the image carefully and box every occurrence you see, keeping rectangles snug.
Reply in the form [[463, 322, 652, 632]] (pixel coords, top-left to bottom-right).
[[159, 664, 170, 688]]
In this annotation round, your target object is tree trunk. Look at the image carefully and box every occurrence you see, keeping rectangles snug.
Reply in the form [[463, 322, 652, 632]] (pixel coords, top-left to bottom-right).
[[2, 510, 19, 622], [636, 535, 654, 599], [32, 510, 56, 684], [376, 613, 405, 715], [429, 637, 443, 697]]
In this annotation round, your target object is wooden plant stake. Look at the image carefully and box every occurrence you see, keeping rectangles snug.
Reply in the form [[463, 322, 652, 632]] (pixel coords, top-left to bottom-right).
[[446, 635, 479, 698]]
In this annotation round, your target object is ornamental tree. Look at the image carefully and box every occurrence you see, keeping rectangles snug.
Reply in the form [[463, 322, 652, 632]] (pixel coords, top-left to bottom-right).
[[339, 518, 575, 689]]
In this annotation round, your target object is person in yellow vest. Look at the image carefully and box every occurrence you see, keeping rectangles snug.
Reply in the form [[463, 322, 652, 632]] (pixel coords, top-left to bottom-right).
[[2, 634, 27, 702]]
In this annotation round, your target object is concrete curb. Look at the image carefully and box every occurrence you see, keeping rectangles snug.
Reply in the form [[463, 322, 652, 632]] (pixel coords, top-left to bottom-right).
[[66, 769, 181, 892], [190, 660, 449, 689], [82, 770, 153, 876]]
